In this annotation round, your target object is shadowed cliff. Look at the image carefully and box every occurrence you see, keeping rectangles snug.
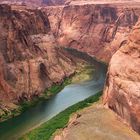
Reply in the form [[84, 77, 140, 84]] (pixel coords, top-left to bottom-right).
[[0, 4, 78, 120]]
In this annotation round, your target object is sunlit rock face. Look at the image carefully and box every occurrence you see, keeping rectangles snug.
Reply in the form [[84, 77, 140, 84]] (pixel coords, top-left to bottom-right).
[[45, 3, 140, 63], [43, 1, 140, 134], [0, 4, 77, 114], [103, 21, 140, 134], [0, 1, 140, 136]]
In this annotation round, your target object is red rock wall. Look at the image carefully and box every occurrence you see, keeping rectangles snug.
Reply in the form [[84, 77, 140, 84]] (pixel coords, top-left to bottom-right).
[[45, 4, 140, 62], [0, 3, 140, 134], [44, 3, 140, 134], [0, 4, 77, 112], [103, 21, 140, 134]]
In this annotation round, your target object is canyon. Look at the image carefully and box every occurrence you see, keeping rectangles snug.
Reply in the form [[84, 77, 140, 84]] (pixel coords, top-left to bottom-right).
[[45, 1, 140, 135], [0, 4, 80, 121], [0, 0, 140, 139], [44, 2, 139, 62]]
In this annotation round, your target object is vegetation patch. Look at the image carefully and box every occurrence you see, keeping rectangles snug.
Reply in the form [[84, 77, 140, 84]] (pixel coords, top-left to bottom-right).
[[0, 77, 72, 122], [71, 64, 94, 83], [45, 78, 72, 96], [20, 91, 102, 140], [0, 63, 93, 122]]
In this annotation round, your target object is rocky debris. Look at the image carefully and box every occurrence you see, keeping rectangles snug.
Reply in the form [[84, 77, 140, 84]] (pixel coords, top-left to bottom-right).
[[103, 20, 140, 134]]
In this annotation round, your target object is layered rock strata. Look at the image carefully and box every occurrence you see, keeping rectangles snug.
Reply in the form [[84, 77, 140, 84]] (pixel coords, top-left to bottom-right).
[[0, 4, 77, 117], [0, 1, 140, 136], [45, 3, 140, 62], [103, 21, 140, 134], [43, 2, 140, 134]]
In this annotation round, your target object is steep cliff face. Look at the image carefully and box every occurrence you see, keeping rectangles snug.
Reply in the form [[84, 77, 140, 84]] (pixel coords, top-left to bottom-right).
[[45, 4, 140, 62], [103, 21, 140, 134], [0, 2, 140, 136], [43, 2, 140, 135], [0, 4, 77, 117]]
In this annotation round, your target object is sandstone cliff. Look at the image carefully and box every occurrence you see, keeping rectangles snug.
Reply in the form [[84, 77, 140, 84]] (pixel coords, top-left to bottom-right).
[[0, 1, 140, 136], [0, 4, 77, 119], [45, 3, 140, 62], [103, 20, 140, 134], [43, 2, 140, 135], [52, 15, 140, 137]]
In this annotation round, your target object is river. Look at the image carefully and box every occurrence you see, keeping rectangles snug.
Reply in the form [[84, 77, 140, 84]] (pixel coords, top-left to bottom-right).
[[0, 59, 107, 140]]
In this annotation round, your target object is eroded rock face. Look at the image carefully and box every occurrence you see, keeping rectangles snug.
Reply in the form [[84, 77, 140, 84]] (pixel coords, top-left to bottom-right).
[[43, 2, 140, 134], [45, 3, 140, 62], [0, 2, 140, 136], [103, 21, 140, 134], [0, 4, 77, 115]]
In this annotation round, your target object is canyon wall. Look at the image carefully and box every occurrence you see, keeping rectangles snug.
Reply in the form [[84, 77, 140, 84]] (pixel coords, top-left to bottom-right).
[[0, 4, 77, 118], [0, 1, 140, 135], [44, 2, 140, 134], [103, 21, 140, 134], [45, 3, 140, 62]]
